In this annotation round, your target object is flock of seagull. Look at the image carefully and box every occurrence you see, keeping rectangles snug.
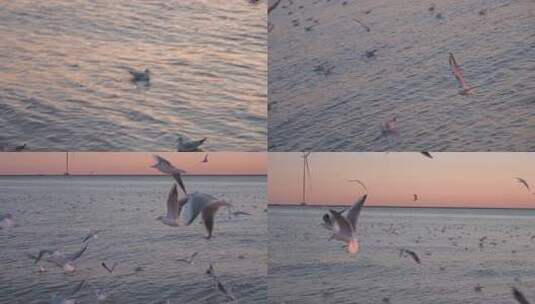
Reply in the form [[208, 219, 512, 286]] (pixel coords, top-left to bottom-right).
[[0, 155, 254, 303], [314, 152, 535, 303]]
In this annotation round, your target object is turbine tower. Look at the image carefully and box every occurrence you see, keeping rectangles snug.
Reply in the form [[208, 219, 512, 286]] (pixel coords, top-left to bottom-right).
[[300, 152, 311, 206]]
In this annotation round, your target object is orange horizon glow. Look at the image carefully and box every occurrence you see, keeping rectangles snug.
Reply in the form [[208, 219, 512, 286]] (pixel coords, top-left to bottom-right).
[[0, 152, 267, 176], [269, 152, 535, 208]]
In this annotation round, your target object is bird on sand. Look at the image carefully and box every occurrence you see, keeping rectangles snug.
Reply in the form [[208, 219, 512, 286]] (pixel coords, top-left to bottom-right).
[[515, 177, 531, 192], [399, 249, 421, 264], [449, 53, 476, 95], [0, 213, 15, 229], [177, 136, 206, 152], [39, 245, 88, 273], [101, 262, 118, 273], [151, 155, 187, 194], [181, 192, 232, 239], [156, 184, 188, 227], [129, 68, 150, 83], [513, 287, 531, 304], [326, 195, 367, 254]]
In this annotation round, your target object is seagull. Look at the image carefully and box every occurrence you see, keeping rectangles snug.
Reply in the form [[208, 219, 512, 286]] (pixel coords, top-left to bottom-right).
[[0, 213, 15, 229], [157, 184, 182, 227], [44, 245, 88, 272], [129, 68, 150, 83], [176, 252, 199, 264], [420, 152, 433, 159], [326, 194, 367, 254], [413, 194, 418, 201], [515, 177, 531, 192], [177, 136, 207, 152], [151, 155, 188, 194], [101, 262, 118, 273], [347, 179, 368, 192], [82, 229, 102, 243], [399, 249, 421, 264], [449, 53, 475, 95], [50, 280, 86, 304], [181, 192, 232, 239], [201, 154, 209, 163], [513, 287, 531, 304]]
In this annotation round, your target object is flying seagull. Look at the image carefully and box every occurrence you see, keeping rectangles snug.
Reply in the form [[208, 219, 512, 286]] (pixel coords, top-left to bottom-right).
[[0, 213, 15, 230], [326, 195, 367, 254], [101, 262, 118, 273], [177, 136, 206, 152], [449, 53, 475, 95], [420, 152, 433, 159], [348, 179, 368, 192], [176, 252, 199, 264], [513, 287, 531, 304], [129, 68, 150, 83], [214, 278, 237, 302], [43, 245, 88, 272], [515, 177, 531, 192], [151, 155, 187, 194], [413, 194, 418, 201], [201, 154, 209, 163], [400, 249, 421, 264], [156, 184, 188, 227], [181, 192, 232, 239]]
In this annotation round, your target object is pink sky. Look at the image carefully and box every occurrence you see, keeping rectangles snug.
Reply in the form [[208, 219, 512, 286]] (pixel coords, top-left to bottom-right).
[[269, 152, 535, 208], [0, 152, 267, 176]]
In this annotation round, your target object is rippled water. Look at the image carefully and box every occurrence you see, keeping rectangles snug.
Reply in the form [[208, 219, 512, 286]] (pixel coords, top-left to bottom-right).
[[269, 206, 535, 304], [0, 176, 267, 304], [0, 1, 267, 151], [268, 0, 535, 151]]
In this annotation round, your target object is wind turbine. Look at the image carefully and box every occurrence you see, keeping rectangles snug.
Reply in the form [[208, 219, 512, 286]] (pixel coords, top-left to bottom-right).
[[300, 152, 311, 206]]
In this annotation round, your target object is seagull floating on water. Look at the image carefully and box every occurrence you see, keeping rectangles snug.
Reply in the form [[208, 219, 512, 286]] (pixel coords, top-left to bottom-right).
[[326, 194, 367, 254], [177, 136, 207, 152], [151, 155, 188, 194], [181, 192, 232, 239]]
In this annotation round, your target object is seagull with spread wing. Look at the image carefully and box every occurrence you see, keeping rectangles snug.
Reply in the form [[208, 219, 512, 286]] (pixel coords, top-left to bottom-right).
[[515, 177, 531, 192], [151, 155, 187, 195], [326, 194, 367, 254], [156, 184, 188, 227]]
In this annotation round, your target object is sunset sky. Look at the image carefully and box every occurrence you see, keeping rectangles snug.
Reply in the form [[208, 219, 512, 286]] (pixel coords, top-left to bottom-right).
[[269, 152, 535, 208], [0, 152, 267, 176]]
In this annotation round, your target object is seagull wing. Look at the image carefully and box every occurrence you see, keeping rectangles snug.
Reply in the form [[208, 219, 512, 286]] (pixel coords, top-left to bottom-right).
[[101, 262, 113, 273], [516, 177, 531, 191], [513, 287, 531, 304], [68, 245, 88, 262], [202, 200, 232, 239], [165, 184, 179, 220], [346, 195, 367, 231], [172, 173, 187, 195], [449, 53, 470, 90], [181, 192, 214, 225]]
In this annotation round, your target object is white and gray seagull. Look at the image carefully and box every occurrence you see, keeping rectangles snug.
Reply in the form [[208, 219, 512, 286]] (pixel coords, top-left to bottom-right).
[[181, 192, 232, 239], [177, 136, 207, 152], [151, 155, 188, 194], [326, 194, 367, 254]]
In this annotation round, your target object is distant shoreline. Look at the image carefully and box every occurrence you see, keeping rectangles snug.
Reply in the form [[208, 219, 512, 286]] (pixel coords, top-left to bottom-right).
[[268, 204, 535, 211]]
